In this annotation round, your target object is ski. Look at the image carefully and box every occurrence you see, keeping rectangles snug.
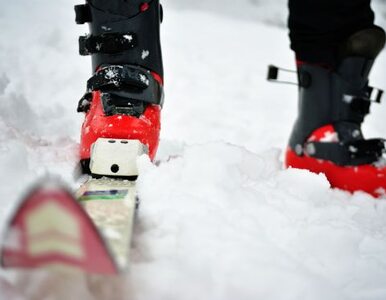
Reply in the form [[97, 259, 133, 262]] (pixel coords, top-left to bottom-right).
[[0, 138, 145, 275], [76, 178, 137, 272]]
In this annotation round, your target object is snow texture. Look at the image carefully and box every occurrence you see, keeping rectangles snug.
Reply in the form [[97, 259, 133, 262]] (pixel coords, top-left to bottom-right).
[[1, 0, 386, 299]]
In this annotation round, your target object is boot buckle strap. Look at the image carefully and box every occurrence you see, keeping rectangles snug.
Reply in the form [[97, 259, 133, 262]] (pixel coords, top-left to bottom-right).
[[74, 4, 92, 25], [88, 65, 150, 91], [79, 33, 137, 56], [86, 65, 164, 106], [341, 87, 384, 122], [367, 86, 384, 103], [342, 95, 371, 119], [77, 92, 92, 113], [304, 139, 385, 166]]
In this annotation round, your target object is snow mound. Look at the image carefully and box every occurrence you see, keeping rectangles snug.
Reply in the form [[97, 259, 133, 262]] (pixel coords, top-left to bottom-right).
[[131, 142, 386, 300]]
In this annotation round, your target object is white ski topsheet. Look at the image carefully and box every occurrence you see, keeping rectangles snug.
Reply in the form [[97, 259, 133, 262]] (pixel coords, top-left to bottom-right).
[[1, 1, 386, 300], [77, 178, 137, 270]]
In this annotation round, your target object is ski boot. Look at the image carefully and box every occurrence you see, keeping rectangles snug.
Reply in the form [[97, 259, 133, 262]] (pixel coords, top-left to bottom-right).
[[74, 0, 164, 175], [285, 27, 386, 197]]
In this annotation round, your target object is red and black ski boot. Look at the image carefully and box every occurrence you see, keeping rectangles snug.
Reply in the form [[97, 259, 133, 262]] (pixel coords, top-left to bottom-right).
[[74, 0, 164, 174], [285, 27, 386, 197]]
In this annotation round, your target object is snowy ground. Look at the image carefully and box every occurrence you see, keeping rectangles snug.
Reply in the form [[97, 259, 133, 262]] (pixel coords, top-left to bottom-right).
[[1, 1, 386, 299]]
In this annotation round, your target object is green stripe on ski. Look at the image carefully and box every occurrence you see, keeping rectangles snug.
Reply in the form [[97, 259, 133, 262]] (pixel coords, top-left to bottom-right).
[[79, 195, 125, 201], [79, 190, 129, 202]]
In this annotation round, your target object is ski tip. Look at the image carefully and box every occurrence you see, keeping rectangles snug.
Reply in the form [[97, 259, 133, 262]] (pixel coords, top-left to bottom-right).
[[0, 179, 119, 275]]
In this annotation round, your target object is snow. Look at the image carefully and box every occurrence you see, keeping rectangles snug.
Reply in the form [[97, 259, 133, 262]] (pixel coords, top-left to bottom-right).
[[141, 50, 150, 60], [1, 0, 386, 299]]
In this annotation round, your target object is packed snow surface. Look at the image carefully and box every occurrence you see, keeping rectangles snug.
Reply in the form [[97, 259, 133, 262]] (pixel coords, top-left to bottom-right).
[[1, 1, 386, 299]]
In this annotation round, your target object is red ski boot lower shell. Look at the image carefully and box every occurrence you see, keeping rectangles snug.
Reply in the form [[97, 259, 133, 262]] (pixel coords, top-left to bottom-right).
[[79, 90, 161, 162], [286, 125, 386, 197], [285, 148, 386, 198]]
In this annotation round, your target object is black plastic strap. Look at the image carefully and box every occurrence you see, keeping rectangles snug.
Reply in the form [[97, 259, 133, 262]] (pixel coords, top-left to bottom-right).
[[304, 139, 385, 166], [87, 65, 149, 91], [86, 65, 163, 106], [79, 33, 137, 56], [341, 86, 383, 123], [341, 95, 371, 123], [367, 86, 384, 103], [101, 93, 146, 118], [349, 97, 371, 115], [75, 4, 92, 24], [77, 92, 92, 113], [266, 65, 299, 86]]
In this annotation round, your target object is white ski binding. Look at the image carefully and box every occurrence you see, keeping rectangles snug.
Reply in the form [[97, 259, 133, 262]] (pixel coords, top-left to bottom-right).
[[90, 138, 147, 177]]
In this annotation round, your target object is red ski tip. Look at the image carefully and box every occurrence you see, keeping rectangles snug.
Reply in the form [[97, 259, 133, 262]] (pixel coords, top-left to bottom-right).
[[0, 181, 118, 274]]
